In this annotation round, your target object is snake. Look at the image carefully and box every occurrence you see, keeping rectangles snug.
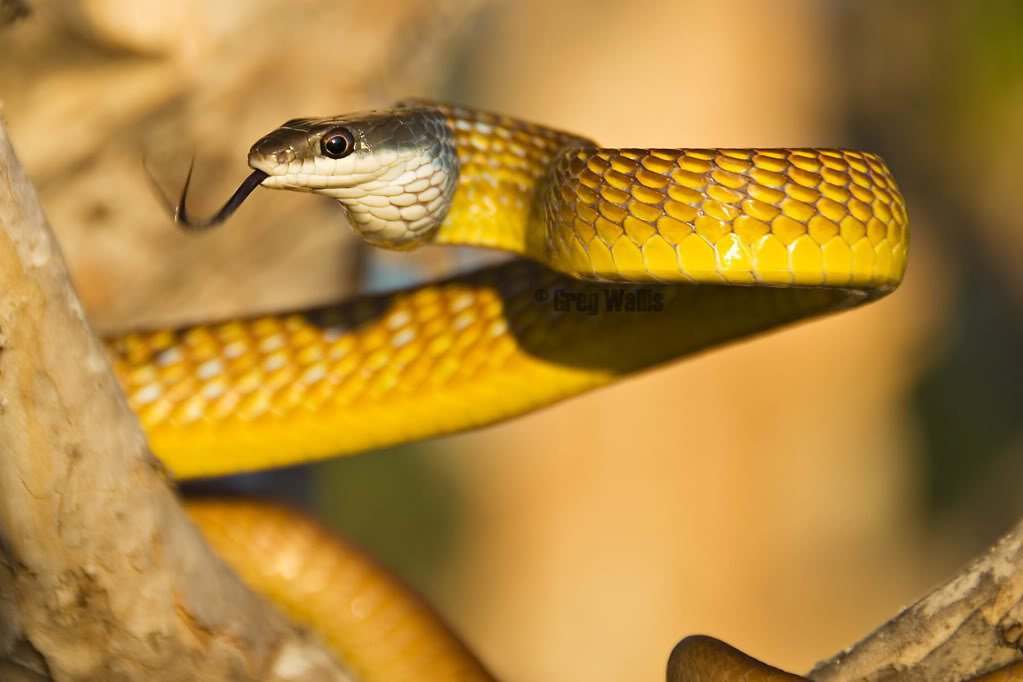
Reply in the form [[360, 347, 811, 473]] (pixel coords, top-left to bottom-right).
[[124, 99, 920, 680]]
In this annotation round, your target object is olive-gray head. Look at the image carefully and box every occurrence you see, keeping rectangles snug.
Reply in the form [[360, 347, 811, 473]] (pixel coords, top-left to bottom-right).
[[247, 104, 458, 248]]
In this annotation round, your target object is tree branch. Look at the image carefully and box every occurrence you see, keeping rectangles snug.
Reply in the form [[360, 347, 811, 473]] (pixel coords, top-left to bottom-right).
[[0, 119, 352, 681], [810, 518, 1023, 680]]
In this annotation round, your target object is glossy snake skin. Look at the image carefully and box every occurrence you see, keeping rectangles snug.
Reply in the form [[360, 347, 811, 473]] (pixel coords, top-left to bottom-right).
[[185, 500, 493, 682], [124, 102, 921, 679]]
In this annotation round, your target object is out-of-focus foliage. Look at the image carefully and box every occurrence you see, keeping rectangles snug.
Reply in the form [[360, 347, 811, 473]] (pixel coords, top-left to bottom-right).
[[841, 1, 1023, 540]]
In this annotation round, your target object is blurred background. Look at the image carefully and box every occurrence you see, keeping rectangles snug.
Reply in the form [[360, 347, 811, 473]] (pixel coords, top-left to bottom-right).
[[2, 1, 1022, 680]]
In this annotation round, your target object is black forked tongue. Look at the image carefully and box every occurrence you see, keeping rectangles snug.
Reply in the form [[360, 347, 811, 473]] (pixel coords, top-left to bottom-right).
[[174, 161, 269, 230], [146, 157, 268, 231]]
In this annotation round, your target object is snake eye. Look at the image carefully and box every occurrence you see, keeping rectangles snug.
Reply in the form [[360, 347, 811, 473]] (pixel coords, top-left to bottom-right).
[[321, 128, 355, 159]]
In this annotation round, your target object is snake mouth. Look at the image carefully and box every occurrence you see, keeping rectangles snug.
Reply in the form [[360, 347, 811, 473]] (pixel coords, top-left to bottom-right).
[[173, 164, 269, 231]]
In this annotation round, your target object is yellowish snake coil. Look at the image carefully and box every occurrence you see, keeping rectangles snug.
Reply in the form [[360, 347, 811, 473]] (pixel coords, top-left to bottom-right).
[[125, 101, 919, 680]]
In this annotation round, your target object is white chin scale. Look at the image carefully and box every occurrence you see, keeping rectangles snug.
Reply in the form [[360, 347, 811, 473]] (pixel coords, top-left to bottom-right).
[[263, 146, 458, 249], [327, 149, 457, 248]]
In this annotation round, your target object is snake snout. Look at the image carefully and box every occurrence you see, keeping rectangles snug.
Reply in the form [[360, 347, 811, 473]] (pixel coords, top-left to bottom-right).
[[247, 145, 294, 170], [248, 128, 307, 172]]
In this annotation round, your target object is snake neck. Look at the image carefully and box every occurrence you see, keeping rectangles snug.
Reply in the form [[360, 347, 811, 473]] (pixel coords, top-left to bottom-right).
[[417, 100, 597, 263], [328, 106, 460, 250]]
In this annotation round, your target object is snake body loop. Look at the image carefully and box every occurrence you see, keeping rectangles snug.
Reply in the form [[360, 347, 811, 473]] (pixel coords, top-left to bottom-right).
[[122, 101, 908, 480], [124, 101, 912, 680]]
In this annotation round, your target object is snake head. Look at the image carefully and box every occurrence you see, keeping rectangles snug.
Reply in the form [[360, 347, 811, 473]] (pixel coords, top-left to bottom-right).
[[247, 104, 459, 249]]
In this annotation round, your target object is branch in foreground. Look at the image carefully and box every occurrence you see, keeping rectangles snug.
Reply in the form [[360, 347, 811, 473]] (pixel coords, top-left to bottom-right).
[[0, 121, 352, 680], [810, 517, 1023, 680]]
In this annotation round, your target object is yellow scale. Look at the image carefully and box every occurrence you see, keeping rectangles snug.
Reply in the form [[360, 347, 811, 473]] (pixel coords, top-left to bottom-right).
[[114, 100, 911, 681]]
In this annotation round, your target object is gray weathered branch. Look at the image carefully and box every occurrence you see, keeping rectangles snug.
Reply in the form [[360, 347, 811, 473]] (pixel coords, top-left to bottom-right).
[[810, 519, 1023, 680], [0, 119, 352, 682]]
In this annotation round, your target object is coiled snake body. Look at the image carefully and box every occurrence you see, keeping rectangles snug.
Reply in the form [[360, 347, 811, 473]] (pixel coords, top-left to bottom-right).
[[127, 101, 914, 680]]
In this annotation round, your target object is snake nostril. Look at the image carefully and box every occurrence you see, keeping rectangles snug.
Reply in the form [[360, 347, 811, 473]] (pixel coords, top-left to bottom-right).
[[274, 149, 296, 164]]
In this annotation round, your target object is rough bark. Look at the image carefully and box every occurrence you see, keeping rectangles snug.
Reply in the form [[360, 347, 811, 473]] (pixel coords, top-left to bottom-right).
[[810, 519, 1023, 680], [0, 120, 353, 681]]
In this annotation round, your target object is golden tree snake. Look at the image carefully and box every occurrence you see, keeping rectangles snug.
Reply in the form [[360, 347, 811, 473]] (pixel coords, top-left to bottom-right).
[[120, 99, 1006, 680]]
